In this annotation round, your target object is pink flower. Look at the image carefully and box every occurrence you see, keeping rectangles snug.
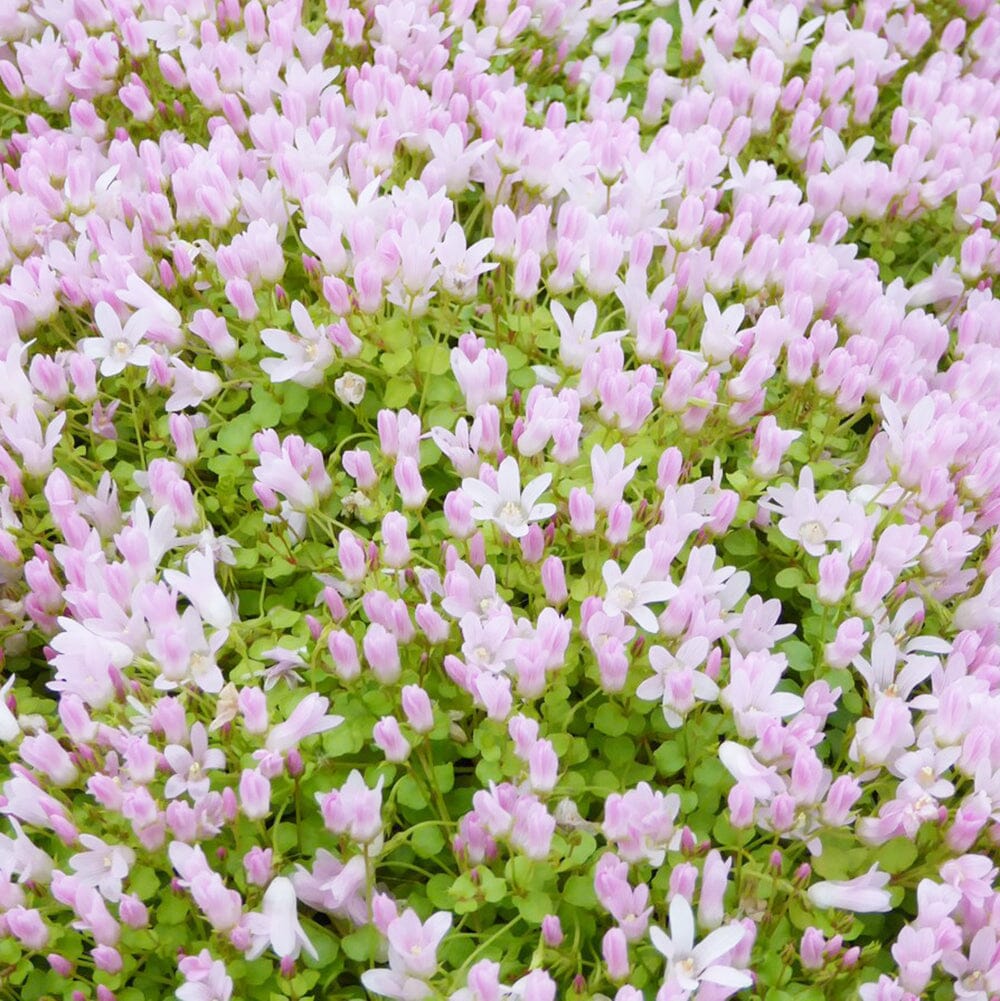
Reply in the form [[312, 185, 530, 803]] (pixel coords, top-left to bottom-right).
[[760, 467, 859, 557], [318, 770, 384, 844], [177, 950, 234, 1001], [164, 723, 226, 800]]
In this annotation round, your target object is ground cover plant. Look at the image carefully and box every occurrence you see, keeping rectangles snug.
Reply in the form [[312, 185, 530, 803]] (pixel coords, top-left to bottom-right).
[[0, 0, 999, 999]]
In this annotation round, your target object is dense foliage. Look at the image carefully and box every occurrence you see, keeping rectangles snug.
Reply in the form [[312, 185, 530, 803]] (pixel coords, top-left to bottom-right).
[[0, 0, 999, 1000]]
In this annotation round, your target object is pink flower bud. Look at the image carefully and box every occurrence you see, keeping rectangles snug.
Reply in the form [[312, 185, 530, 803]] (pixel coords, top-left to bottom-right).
[[328, 629, 361, 680], [540, 556, 568, 606], [946, 793, 991, 852], [569, 488, 596, 534], [373, 716, 410, 762], [118, 894, 148, 929], [728, 784, 755, 828], [394, 457, 427, 509], [602, 928, 629, 981], [93, 945, 123, 973], [343, 449, 377, 489], [606, 501, 632, 544], [444, 489, 475, 538], [338, 530, 367, 583], [381, 512, 411, 568], [6, 907, 49, 949], [243, 847, 273, 887], [542, 915, 563, 947], [239, 769, 271, 820], [238, 688, 269, 734], [520, 524, 545, 563], [363, 624, 401, 683], [410, 602, 446, 643], [48, 954, 73, 976], [400, 685, 433, 734]]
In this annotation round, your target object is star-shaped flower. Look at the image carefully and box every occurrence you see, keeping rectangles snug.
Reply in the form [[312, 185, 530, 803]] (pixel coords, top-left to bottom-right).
[[460, 457, 556, 539]]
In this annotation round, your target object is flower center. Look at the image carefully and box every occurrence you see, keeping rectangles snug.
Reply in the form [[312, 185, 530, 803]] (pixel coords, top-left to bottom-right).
[[918, 765, 934, 783], [611, 585, 635, 608], [799, 520, 827, 546], [189, 762, 202, 776], [500, 501, 525, 527], [113, 340, 131, 358], [676, 956, 695, 978]]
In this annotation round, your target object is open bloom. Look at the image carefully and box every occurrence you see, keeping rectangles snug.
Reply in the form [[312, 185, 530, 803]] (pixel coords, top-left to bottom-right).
[[261, 300, 334, 386], [164, 723, 226, 800], [69, 836, 135, 902], [362, 909, 452, 999], [650, 895, 752, 997], [81, 302, 155, 377], [245, 876, 318, 961], [460, 457, 556, 539], [602, 549, 676, 632], [636, 637, 718, 727]]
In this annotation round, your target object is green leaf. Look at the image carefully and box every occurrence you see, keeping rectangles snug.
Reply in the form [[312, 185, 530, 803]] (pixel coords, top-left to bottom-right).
[[562, 874, 596, 908], [396, 775, 428, 810], [653, 741, 685, 776], [250, 396, 283, 427], [130, 865, 160, 901], [412, 825, 446, 858], [593, 702, 628, 737], [479, 869, 508, 903], [781, 639, 814, 673], [383, 349, 413, 375], [775, 567, 805, 589], [217, 414, 257, 454], [516, 891, 553, 923], [416, 343, 452, 375], [427, 874, 454, 909], [156, 895, 188, 925], [878, 837, 918, 875], [723, 529, 758, 557], [384, 377, 416, 408], [342, 926, 381, 962]]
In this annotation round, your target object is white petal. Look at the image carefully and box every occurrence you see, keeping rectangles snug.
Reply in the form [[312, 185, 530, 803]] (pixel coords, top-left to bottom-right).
[[692, 923, 746, 969], [669, 894, 695, 955], [649, 925, 674, 960]]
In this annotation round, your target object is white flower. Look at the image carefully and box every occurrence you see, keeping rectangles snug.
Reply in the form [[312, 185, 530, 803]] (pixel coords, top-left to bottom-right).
[[245, 876, 318, 961], [602, 549, 676, 632], [550, 299, 624, 370], [81, 302, 156, 377], [68, 835, 135, 901], [0, 675, 20, 742], [650, 895, 752, 997], [334, 373, 367, 405], [460, 457, 556, 539], [700, 293, 744, 366], [261, 301, 334, 386], [807, 865, 893, 913], [636, 637, 718, 727]]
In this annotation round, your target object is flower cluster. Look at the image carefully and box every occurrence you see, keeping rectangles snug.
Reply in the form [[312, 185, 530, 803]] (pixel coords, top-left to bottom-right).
[[0, 0, 999, 1000]]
